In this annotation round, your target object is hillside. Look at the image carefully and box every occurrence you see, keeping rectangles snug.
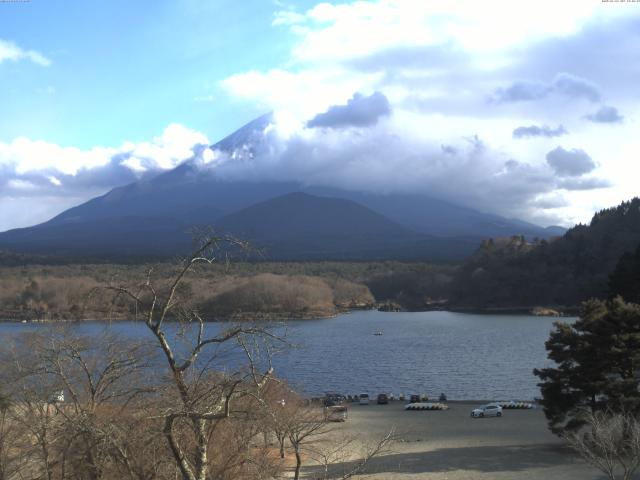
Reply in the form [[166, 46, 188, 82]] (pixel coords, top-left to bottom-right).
[[0, 191, 477, 262], [214, 192, 477, 261], [451, 198, 640, 309]]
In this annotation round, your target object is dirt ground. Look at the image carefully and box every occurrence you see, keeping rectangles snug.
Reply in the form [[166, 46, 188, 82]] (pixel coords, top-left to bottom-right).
[[302, 401, 609, 479]]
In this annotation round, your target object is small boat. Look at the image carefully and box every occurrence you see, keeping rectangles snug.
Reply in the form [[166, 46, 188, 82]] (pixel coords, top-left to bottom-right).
[[373, 331, 383, 336]]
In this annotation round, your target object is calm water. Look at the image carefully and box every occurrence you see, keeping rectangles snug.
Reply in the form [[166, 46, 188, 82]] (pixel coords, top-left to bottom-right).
[[0, 311, 568, 400]]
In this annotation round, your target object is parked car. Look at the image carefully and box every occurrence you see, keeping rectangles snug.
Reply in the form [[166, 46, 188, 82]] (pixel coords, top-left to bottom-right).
[[359, 393, 370, 405], [409, 394, 421, 403], [323, 392, 346, 407], [471, 404, 503, 418], [377, 393, 389, 404]]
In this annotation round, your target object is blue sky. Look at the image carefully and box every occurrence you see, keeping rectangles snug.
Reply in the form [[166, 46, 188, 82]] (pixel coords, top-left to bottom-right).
[[1, 0, 310, 147], [1, 0, 639, 231]]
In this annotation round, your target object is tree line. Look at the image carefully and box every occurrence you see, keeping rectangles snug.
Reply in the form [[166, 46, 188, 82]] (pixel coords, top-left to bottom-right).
[[452, 198, 640, 310]]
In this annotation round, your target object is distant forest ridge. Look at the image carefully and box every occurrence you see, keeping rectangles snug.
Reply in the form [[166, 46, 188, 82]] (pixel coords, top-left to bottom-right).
[[451, 197, 640, 309]]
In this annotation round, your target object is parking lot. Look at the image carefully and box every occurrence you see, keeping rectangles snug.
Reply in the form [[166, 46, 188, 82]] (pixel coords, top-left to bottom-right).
[[306, 400, 603, 479]]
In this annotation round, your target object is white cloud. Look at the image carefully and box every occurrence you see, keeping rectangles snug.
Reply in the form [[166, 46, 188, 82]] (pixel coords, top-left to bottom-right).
[[221, 67, 383, 120], [276, 0, 624, 62], [217, 0, 640, 226], [0, 124, 209, 231], [0, 124, 208, 177], [0, 39, 51, 66], [200, 113, 607, 226], [48, 176, 62, 187]]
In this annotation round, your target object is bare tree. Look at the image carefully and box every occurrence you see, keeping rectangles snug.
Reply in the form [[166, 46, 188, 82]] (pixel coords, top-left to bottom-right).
[[98, 236, 282, 480], [0, 392, 28, 480], [565, 409, 640, 480], [284, 402, 395, 480], [1, 329, 160, 480], [308, 429, 396, 480], [286, 404, 331, 480], [2, 334, 65, 480], [259, 379, 301, 459]]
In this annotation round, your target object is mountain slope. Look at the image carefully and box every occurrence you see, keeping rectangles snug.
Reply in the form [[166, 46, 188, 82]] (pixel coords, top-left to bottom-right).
[[0, 216, 192, 259], [304, 186, 564, 238], [214, 192, 464, 260], [451, 198, 640, 308], [0, 114, 564, 261], [0, 192, 477, 261]]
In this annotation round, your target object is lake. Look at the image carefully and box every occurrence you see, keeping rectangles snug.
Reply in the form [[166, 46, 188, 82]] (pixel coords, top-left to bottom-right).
[[0, 310, 567, 400]]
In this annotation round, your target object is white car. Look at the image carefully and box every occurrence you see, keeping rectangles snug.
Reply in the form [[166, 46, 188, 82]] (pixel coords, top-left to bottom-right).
[[359, 393, 370, 405], [471, 404, 502, 418]]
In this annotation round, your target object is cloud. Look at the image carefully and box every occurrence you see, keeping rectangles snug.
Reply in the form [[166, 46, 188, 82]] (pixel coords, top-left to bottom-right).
[[276, 1, 620, 61], [552, 73, 601, 102], [558, 177, 610, 191], [513, 125, 567, 138], [217, 1, 635, 226], [272, 10, 306, 26], [0, 124, 209, 230], [585, 105, 624, 123], [491, 81, 550, 103], [441, 145, 457, 156], [0, 39, 50, 66], [347, 44, 469, 72], [198, 116, 610, 225], [492, 72, 601, 103], [505, 16, 640, 100], [546, 146, 596, 177], [531, 193, 569, 209], [307, 92, 391, 128], [220, 67, 384, 122]]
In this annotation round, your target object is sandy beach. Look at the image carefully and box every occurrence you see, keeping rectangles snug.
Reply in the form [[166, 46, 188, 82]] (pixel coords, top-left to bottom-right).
[[303, 401, 604, 479]]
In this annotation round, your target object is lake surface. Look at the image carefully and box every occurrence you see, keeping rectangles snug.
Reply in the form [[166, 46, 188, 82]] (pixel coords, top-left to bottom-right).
[[0, 310, 568, 400]]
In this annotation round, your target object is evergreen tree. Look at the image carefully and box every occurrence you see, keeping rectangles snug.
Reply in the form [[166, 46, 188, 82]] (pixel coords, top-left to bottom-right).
[[534, 297, 640, 435], [609, 243, 640, 304]]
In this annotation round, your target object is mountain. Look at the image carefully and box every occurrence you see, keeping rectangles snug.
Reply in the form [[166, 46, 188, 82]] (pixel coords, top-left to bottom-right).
[[304, 186, 564, 238], [214, 192, 476, 260], [0, 114, 565, 262], [0, 191, 477, 261], [451, 198, 640, 309]]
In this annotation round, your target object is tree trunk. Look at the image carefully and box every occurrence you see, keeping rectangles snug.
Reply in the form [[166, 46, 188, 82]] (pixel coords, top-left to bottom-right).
[[194, 418, 208, 480], [164, 417, 195, 480], [293, 446, 302, 480]]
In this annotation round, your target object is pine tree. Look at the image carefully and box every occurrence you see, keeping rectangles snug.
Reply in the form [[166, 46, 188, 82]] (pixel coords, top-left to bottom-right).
[[534, 297, 640, 434]]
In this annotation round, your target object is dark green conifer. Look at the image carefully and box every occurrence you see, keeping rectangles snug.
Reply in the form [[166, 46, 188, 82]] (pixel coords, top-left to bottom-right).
[[534, 297, 640, 434], [609, 243, 640, 304]]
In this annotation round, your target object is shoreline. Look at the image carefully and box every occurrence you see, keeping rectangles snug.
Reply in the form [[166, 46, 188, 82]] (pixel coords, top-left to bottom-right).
[[0, 304, 579, 323]]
